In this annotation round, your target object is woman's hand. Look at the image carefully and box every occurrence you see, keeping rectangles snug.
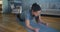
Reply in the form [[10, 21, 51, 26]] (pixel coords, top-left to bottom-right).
[[34, 28, 39, 32], [38, 22, 48, 27], [42, 23, 48, 27]]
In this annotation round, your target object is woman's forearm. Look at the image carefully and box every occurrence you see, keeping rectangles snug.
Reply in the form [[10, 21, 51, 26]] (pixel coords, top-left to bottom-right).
[[26, 25, 35, 30], [38, 16, 46, 24], [25, 19, 35, 31]]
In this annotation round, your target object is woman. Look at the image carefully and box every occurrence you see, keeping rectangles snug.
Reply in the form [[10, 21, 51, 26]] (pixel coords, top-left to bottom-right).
[[17, 3, 59, 32]]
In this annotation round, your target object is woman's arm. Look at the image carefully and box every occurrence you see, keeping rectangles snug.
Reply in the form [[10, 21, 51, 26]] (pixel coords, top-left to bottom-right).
[[38, 16, 48, 26], [25, 19, 35, 30], [25, 19, 39, 32]]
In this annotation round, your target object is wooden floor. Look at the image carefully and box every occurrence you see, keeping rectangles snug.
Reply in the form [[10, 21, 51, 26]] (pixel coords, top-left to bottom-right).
[[0, 14, 60, 32]]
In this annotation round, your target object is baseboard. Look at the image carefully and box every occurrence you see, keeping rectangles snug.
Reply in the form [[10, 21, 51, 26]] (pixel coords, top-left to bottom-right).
[[41, 14, 60, 18]]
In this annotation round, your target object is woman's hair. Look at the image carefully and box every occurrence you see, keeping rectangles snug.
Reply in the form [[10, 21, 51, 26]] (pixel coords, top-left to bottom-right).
[[31, 3, 41, 11]]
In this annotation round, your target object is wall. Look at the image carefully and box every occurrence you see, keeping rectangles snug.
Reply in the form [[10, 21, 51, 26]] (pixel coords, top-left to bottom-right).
[[22, 0, 60, 10], [3, 0, 60, 15]]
